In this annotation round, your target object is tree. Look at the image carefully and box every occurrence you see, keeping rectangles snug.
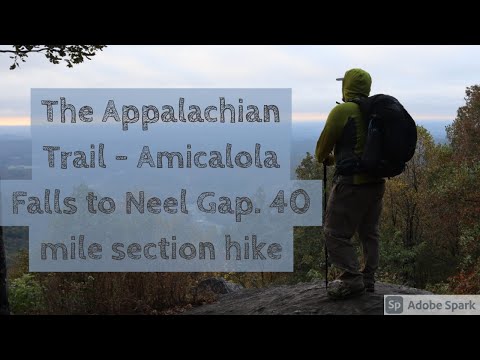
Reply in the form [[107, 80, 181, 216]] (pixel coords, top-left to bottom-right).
[[294, 152, 336, 282], [0, 227, 8, 314], [0, 44, 106, 315], [446, 85, 480, 165], [443, 85, 480, 293], [384, 126, 434, 248], [0, 45, 107, 70], [295, 152, 323, 180], [445, 85, 480, 228]]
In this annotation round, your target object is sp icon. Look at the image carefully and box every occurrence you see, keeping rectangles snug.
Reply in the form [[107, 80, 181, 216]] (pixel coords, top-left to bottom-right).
[[385, 296, 404, 314]]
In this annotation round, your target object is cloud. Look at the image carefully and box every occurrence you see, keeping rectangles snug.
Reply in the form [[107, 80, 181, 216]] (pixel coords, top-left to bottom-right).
[[0, 45, 478, 124]]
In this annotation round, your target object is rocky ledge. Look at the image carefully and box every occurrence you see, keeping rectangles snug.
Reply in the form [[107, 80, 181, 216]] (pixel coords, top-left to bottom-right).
[[187, 280, 431, 315]]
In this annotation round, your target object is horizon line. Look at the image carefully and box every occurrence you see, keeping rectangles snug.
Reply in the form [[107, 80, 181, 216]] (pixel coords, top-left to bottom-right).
[[0, 114, 455, 126]]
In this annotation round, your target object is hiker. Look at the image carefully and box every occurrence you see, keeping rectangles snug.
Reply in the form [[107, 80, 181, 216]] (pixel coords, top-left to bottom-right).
[[315, 68, 386, 299]]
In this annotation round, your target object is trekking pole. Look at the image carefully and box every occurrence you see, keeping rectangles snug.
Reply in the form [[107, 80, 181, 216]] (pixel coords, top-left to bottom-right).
[[323, 163, 328, 289]]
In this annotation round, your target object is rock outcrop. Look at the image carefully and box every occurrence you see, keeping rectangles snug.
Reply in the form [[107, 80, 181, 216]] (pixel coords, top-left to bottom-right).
[[196, 277, 244, 295], [187, 280, 431, 315]]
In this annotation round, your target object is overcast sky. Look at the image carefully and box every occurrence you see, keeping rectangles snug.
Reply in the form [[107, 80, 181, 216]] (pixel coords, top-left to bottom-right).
[[0, 45, 478, 126]]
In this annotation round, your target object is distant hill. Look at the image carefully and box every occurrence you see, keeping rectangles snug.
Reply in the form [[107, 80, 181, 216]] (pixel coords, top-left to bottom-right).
[[0, 121, 452, 181], [0, 126, 31, 138]]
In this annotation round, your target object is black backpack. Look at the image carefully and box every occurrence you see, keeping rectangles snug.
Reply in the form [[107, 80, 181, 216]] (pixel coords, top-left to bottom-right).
[[337, 94, 417, 178]]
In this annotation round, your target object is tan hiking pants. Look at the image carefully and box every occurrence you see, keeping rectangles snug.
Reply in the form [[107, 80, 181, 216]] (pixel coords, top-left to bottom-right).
[[324, 181, 385, 287]]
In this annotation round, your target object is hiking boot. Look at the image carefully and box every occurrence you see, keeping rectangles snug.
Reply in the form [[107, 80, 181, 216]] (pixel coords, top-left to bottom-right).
[[364, 282, 375, 292], [327, 280, 365, 300], [362, 271, 375, 293]]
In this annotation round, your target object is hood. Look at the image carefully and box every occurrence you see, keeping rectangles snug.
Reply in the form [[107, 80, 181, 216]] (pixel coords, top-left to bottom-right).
[[341, 68, 372, 102]]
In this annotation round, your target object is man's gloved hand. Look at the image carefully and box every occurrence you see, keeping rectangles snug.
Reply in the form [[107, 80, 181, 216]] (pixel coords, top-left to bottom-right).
[[323, 154, 335, 166]]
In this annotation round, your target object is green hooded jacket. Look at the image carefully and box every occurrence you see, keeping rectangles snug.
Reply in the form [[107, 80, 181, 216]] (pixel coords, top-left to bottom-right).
[[315, 68, 384, 185]]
